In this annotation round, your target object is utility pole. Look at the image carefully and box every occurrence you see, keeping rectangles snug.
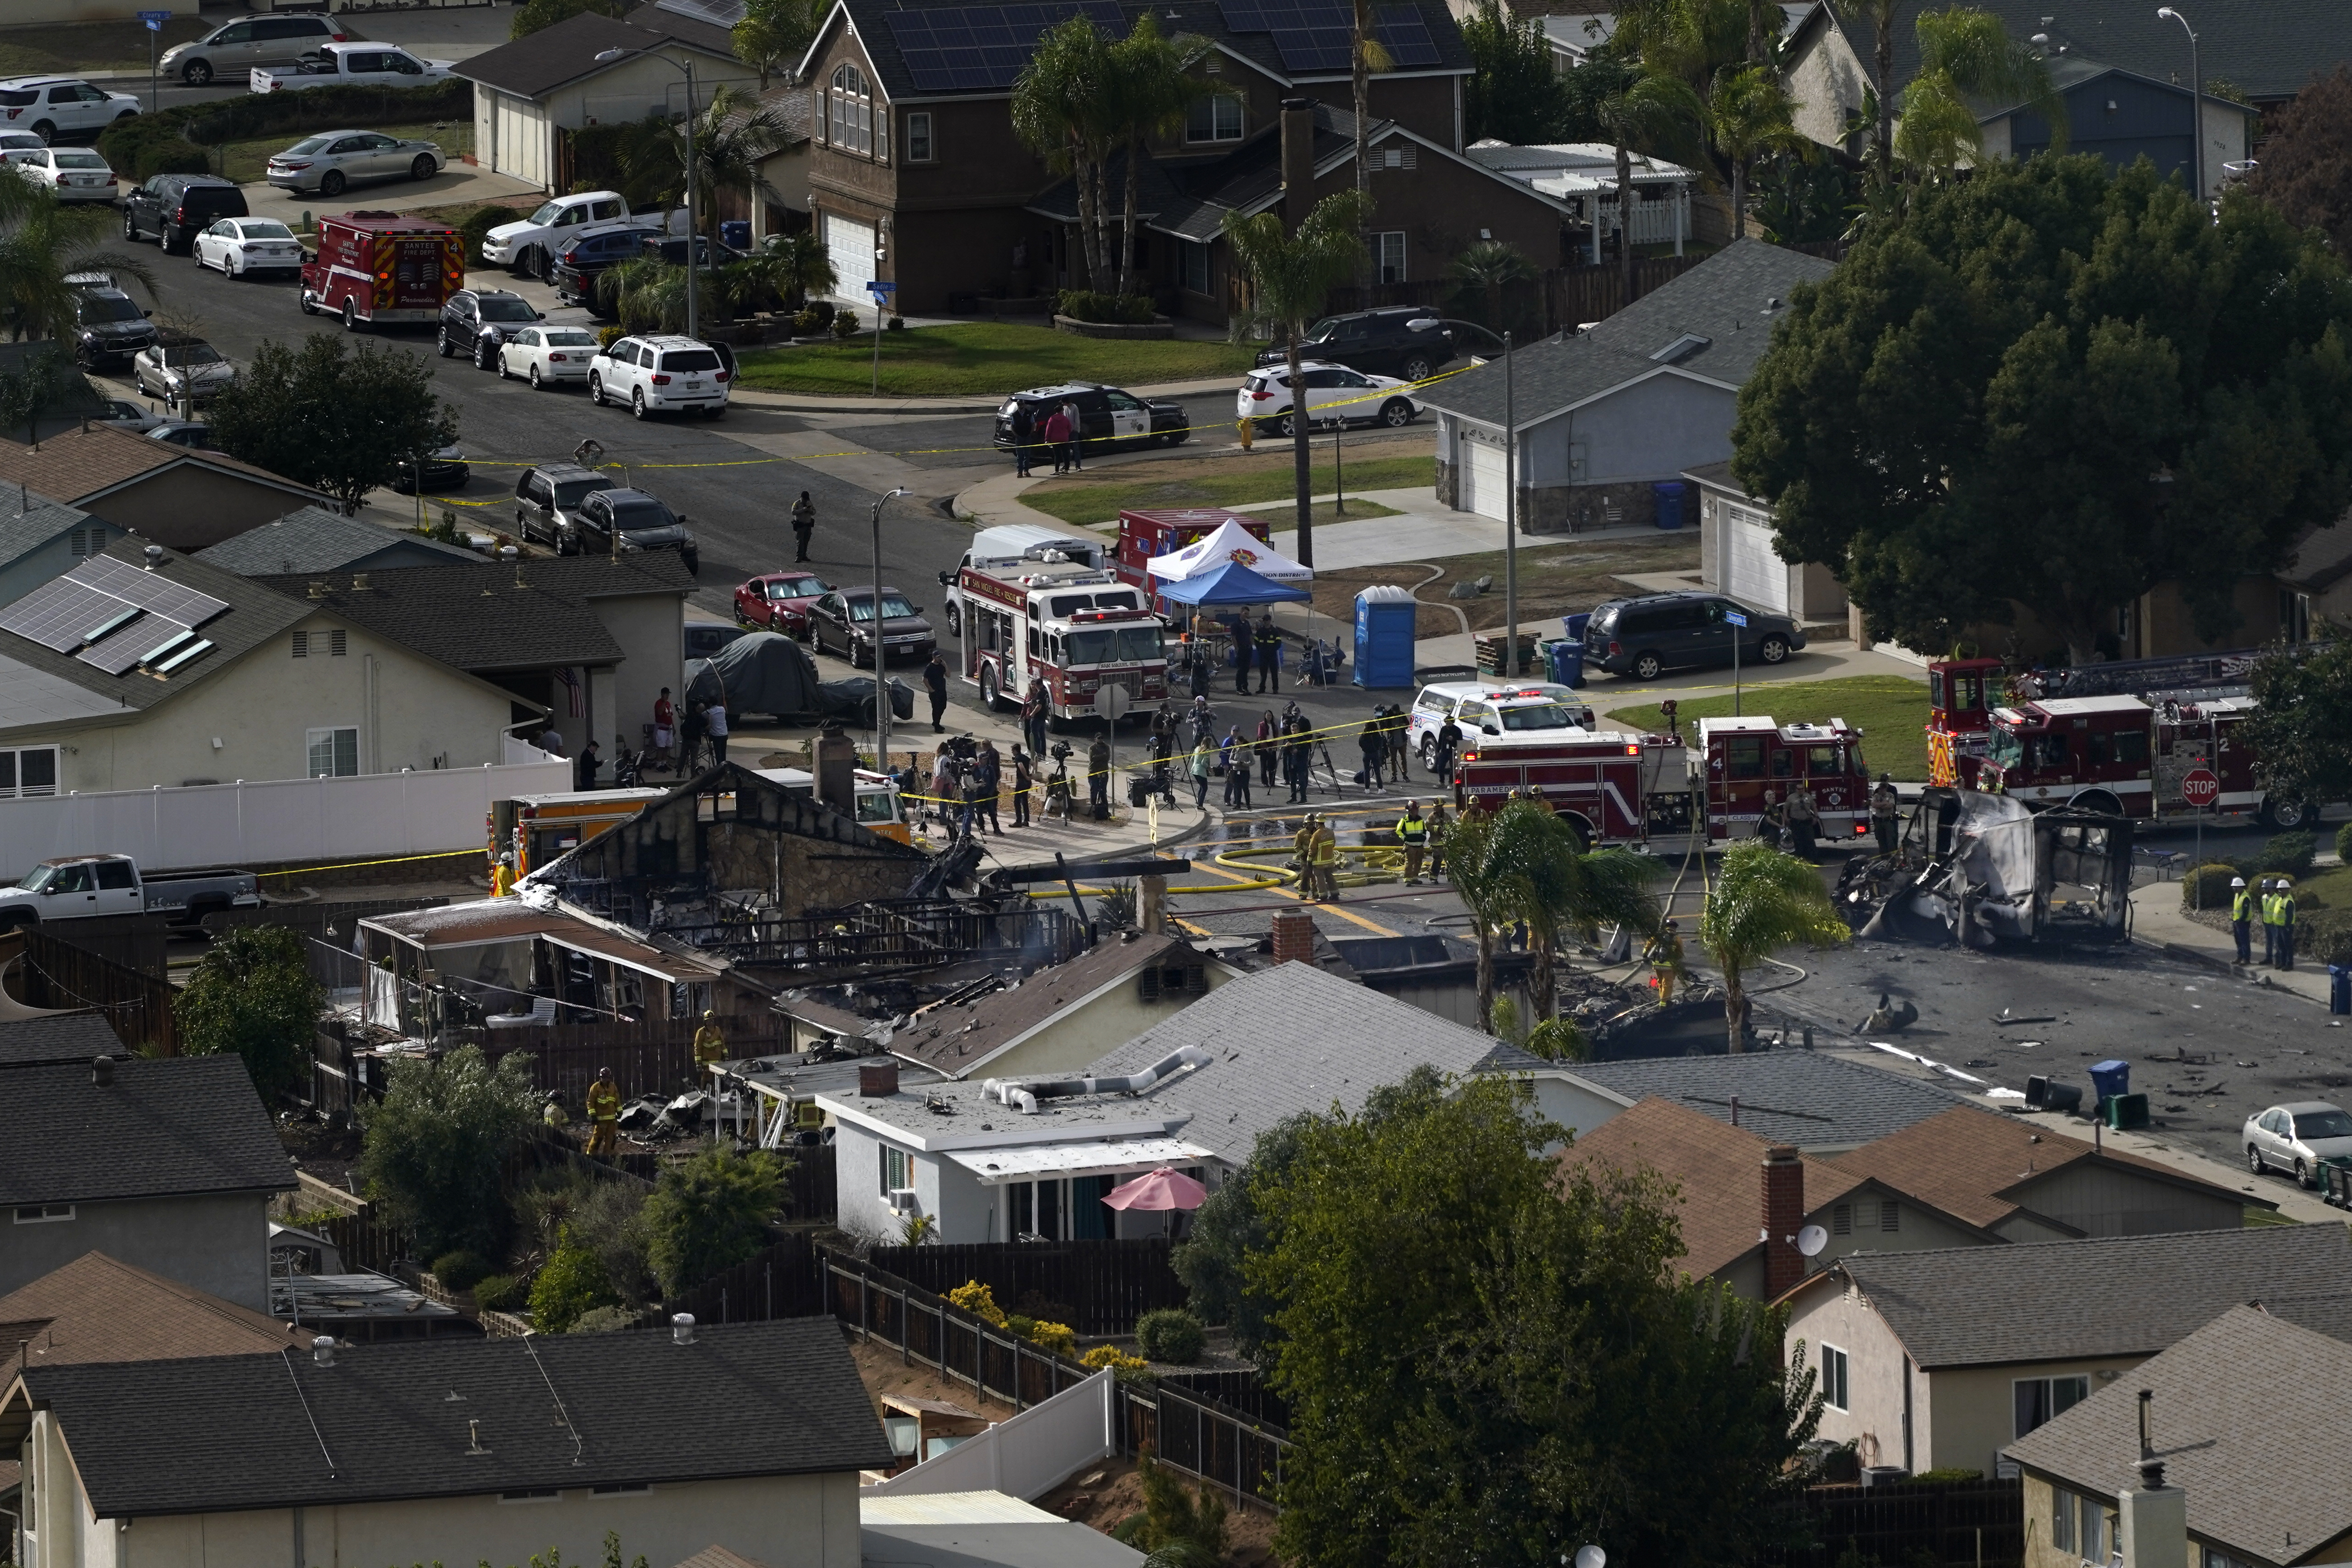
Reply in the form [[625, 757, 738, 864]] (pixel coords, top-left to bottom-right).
[[871, 487, 908, 768], [2157, 7, 2202, 204], [1503, 332, 1518, 677]]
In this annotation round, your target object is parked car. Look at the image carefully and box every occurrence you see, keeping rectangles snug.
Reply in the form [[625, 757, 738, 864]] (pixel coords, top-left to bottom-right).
[[570, 488, 698, 575], [638, 233, 741, 268], [0, 854, 260, 930], [807, 587, 934, 668], [511, 462, 615, 552], [67, 283, 156, 368], [1237, 361, 1420, 437], [123, 173, 247, 254], [992, 382, 1189, 455], [0, 78, 140, 144], [496, 324, 602, 389], [549, 221, 665, 312], [95, 397, 165, 432], [483, 190, 633, 279], [250, 43, 453, 94], [160, 14, 353, 86], [734, 571, 834, 638], [390, 446, 469, 495], [1254, 306, 1454, 381], [4, 145, 116, 201], [587, 333, 730, 420], [265, 128, 443, 196], [438, 288, 542, 369], [2244, 1103, 2352, 1188], [0, 131, 44, 156], [684, 623, 748, 661], [133, 340, 234, 408], [146, 421, 211, 448], [1406, 680, 1595, 767], [191, 217, 304, 278], [1581, 592, 1804, 681]]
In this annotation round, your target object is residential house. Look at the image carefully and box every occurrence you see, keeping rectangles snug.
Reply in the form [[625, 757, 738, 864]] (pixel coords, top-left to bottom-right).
[[0, 491, 124, 612], [1321, 932, 1541, 1033], [2274, 518, 2352, 644], [194, 505, 483, 577], [1421, 239, 1836, 530], [1567, 1048, 1972, 1153], [255, 551, 693, 755], [457, 10, 758, 195], [1786, 1224, 2352, 1481], [1535, 6, 1813, 71], [1560, 1097, 2004, 1299], [856, 1490, 1147, 1568], [0, 424, 322, 552], [0, 1054, 295, 1309], [0, 1013, 123, 1069], [1830, 1104, 2264, 1241], [1974, 55, 2257, 187], [1681, 460, 1848, 626], [0, 541, 537, 795], [815, 960, 1558, 1244], [0, 1251, 320, 1367], [1, 1318, 889, 1568], [2006, 1302, 2352, 1568], [735, 83, 815, 242], [1465, 141, 1697, 258]]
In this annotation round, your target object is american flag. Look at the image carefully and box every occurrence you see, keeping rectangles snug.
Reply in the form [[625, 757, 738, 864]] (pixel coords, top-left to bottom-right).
[[556, 666, 582, 718]]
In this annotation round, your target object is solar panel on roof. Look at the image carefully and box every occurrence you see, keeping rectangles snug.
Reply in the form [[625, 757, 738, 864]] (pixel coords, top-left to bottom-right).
[[0, 580, 122, 653], [887, 2, 1126, 92], [75, 556, 229, 629], [1374, 4, 1440, 65], [1217, 0, 1440, 69], [77, 617, 190, 677]]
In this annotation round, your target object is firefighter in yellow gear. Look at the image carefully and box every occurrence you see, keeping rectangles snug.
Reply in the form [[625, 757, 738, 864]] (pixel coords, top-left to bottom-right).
[[692, 1010, 727, 1076], [584, 1068, 622, 1157], [1644, 920, 1687, 1007], [1291, 815, 1319, 888], [1398, 803, 1428, 884], [1310, 817, 1342, 902], [491, 854, 515, 898]]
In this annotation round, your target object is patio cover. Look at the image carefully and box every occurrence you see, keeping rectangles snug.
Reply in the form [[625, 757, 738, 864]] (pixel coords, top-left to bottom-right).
[[946, 1136, 1215, 1185], [1155, 560, 1312, 608], [1145, 517, 1311, 584]]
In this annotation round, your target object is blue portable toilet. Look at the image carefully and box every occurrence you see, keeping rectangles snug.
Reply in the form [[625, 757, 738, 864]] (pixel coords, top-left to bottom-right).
[[1652, 482, 1685, 530], [1353, 585, 1418, 688]]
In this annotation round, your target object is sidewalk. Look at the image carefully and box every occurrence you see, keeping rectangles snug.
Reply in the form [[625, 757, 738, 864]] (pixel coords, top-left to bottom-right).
[[2129, 883, 2337, 1010]]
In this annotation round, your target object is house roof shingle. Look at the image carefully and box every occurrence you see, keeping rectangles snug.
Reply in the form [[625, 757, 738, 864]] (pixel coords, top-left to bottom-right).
[[0, 422, 320, 510], [9, 1318, 892, 1518], [1569, 1050, 1973, 1150], [0, 1252, 317, 1366], [1420, 239, 1837, 429], [0, 488, 94, 571], [1832, 1224, 2352, 1369], [0, 1054, 296, 1207], [194, 506, 481, 577], [455, 11, 737, 100], [888, 933, 1189, 1076], [0, 1012, 123, 1068]]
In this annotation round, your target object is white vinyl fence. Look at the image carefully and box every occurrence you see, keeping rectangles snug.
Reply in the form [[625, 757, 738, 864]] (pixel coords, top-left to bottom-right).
[[862, 1370, 1116, 1502], [0, 759, 571, 880]]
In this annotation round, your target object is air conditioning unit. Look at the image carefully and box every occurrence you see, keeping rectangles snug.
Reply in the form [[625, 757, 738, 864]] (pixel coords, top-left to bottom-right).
[[888, 1189, 919, 1214]]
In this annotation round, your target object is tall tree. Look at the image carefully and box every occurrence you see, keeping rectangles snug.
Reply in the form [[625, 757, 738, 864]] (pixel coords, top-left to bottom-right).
[[1733, 157, 2352, 661], [357, 1046, 540, 1257], [1108, 15, 1217, 300], [0, 179, 151, 343], [732, 0, 826, 88], [1448, 237, 1537, 333], [208, 335, 456, 514], [1460, 0, 1567, 145], [1013, 19, 1119, 292], [1895, 6, 2064, 173], [1592, 67, 1706, 304], [1698, 838, 1849, 1052], [1708, 62, 1802, 238], [1222, 188, 1370, 569], [618, 84, 794, 241], [1478, 798, 1660, 1024], [1858, 0, 1898, 181], [2239, 636, 2352, 814], [174, 926, 321, 1100], [2246, 66, 2352, 257], [1348, 0, 1393, 289]]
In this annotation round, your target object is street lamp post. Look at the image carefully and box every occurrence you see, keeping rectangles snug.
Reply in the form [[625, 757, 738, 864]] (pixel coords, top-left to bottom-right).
[[2156, 6, 2202, 204], [872, 487, 909, 768], [593, 47, 702, 340]]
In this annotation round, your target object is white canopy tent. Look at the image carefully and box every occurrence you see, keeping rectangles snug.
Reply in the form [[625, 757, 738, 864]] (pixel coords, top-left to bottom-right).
[[1144, 518, 1313, 584]]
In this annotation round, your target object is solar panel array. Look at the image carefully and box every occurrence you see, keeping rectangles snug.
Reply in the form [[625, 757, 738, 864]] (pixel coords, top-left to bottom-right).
[[885, 1, 1125, 92], [0, 556, 229, 676], [1215, 0, 1440, 72], [77, 556, 229, 628], [0, 581, 124, 653]]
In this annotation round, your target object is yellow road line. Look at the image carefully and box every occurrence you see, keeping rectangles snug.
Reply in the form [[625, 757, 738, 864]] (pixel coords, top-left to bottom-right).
[[1183, 857, 1398, 937]]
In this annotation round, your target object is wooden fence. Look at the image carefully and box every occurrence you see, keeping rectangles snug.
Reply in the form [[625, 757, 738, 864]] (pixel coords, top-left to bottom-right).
[[1157, 1369, 1290, 1430], [863, 1238, 1188, 1335], [478, 1017, 788, 1109], [1764, 1478, 2024, 1568], [317, 1206, 418, 1277], [3, 927, 179, 1054], [663, 1231, 824, 1326]]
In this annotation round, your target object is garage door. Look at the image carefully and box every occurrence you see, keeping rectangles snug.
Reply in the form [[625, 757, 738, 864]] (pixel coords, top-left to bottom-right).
[[826, 213, 876, 299], [493, 93, 545, 189], [1458, 436, 1508, 521], [1724, 504, 1789, 614]]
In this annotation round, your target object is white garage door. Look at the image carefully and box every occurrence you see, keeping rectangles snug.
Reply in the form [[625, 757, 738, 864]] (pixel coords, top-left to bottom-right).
[[493, 93, 545, 189], [1458, 436, 1509, 521], [826, 213, 876, 299], [1724, 503, 1790, 615]]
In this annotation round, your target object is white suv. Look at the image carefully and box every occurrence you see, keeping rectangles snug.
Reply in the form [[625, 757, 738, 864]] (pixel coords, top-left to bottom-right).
[[588, 335, 732, 420], [1238, 359, 1421, 438], [483, 191, 633, 279], [1407, 680, 1595, 767], [0, 78, 141, 144]]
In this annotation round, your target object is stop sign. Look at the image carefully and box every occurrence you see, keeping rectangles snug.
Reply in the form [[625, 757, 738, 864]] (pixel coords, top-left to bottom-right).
[[2181, 768, 2221, 809]]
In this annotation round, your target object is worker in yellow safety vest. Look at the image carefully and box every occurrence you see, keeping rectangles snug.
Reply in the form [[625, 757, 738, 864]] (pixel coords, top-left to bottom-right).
[[584, 1068, 621, 1157], [1397, 803, 1428, 885], [2230, 876, 2253, 965], [1310, 816, 1341, 903], [491, 853, 514, 898]]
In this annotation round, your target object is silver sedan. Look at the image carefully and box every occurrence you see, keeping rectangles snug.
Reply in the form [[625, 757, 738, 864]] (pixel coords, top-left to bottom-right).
[[133, 341, 236, 410], [265, 128, 443, 197]]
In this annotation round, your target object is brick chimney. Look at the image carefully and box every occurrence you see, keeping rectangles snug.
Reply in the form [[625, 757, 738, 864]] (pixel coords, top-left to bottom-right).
[[1271, 909, 1315, 966], [1280, 98, 1315, 232], [1761, 1145, 1804, 1298]]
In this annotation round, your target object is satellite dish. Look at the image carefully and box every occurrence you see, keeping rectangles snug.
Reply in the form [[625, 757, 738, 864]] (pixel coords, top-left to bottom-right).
[[1796, 1224, 1829, 1258], [1575, 1547, 1607, 1568]]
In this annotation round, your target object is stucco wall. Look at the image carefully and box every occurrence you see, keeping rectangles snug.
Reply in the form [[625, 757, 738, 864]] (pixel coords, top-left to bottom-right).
[[583, 590, 686, 759], [1928, 1358, 2145, 1480], [1784, 1278, 1918, 1470], [83, 469, 317, 552], [2010, 1162, 2246, 1238], [966, 963, 1239, 1082], [0, 1192, 268, 1309], [0, 525, 125, 611]]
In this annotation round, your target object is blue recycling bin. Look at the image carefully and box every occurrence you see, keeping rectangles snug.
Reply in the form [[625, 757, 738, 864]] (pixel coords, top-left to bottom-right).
[[2088, 1059, 2131, 1104], [1352, 585, 1417, 689], [1547, 637, 1585, 689], [720, 219, 751, 252], [2332, 965, 2350, 1016], [1653, 481, 1685, 530], [1563, 612, 1590, 643]]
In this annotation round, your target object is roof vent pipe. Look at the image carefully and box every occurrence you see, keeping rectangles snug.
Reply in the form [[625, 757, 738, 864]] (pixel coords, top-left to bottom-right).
[[313, 1335, 336, 1366], [91, 1054, 113, 1086], [672, 1313, 696, 1345], [143, 544, 163, 570], [986, 1044, 1213, 1111]]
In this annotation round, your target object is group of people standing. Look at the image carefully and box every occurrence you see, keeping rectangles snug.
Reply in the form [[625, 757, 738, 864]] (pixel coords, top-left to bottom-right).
[[1007, 400, 1086, 478], [1184, 610, 1285, 701], [1356, 705, 1412, 789], [2231, 875, 2301, 970]]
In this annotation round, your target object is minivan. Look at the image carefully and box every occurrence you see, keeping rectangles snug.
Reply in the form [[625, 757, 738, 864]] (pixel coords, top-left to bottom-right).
[[159, 15, 353, 86], [1582, 593, 1805, 681]]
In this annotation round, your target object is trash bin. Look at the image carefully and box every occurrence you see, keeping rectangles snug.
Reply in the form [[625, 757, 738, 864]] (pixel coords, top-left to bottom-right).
[[1548, 637, 1585, 689], [1563, 612, 1590, 644], [2332, 964, 2351, 1016], [720, 219, 751, 251], [2105, 1092, 2150, 1131], [2088, 1059, 2131, 1103], [1652, 481, 1685, 530]]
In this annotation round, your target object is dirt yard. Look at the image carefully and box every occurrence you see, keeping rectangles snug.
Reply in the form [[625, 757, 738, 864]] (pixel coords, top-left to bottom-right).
[[1306, 534, 1703, 639]]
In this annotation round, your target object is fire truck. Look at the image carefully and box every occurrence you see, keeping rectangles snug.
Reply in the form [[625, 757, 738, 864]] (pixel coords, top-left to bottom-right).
[[1451, 713, 1876, 850], [950, 556, 1169, 720], [1113, 507, 1272, 590], [300, 210, 464, 329]]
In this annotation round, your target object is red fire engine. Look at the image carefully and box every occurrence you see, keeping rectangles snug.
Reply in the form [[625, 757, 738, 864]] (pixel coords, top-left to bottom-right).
[[1113, 508, 1272, 590], [300, 210, 463, 328], [952, 556, 1169, 719]]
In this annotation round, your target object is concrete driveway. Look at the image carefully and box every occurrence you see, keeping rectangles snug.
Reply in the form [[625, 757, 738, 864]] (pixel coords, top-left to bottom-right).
[[237, 164, 542, 228]]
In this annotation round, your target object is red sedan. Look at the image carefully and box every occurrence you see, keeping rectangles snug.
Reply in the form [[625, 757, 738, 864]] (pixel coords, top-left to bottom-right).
[[733, 571, 833, 638]]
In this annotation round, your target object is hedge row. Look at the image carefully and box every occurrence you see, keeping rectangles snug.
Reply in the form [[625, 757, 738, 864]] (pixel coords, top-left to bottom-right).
[[99, 79, 471, 184]]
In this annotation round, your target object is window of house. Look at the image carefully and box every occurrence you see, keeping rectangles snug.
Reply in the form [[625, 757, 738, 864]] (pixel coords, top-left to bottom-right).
[[1186, 93, 1242, 142], [2014, 1375, 2089, 1439], [307, 727, 358, 779], [831, 65, 874, 156], [2080, 1497, 2108, 1563], [2205, 1548, 2256, 1568], [905, 110, 933, 161], [2052, 1487, 2075, 1554], [14, 1204, 73, 1224], [880, 1145, 914, 1195], [1374, 231, 1406, 284], [0, 746, 59, 799], [1181, 239, 1210, 295], [1821, 1345, 1848, 1411], [1378, 143, 1417, 169]]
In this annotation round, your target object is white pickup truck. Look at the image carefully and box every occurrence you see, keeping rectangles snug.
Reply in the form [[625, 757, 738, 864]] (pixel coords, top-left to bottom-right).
[[251, 42, 453, 93], [0, 854, 261, 930]]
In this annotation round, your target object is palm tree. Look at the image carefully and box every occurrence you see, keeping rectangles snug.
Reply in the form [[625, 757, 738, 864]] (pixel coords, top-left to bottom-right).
[[618, 84, 795, 245], [1895, 6, 2066, 173], [1858, 0, 1899, 181], [597, 256, 719, 336], [1481, 802, 1659, 1026], [1448, 238, 1536, 335], [1592, 67, 1706, 305], [731, 0, 826, 88], [1220, 187, 1370, 569], [0, 180, 152, 343], [1013, 18, 1118, 292], [1107, 16, 1219, 300], [759, 228, 836, 311], [1698, 838, 1849, 1053], [1443, 803, 1511, 1030], [1708, 62, 1803, 238], [1347, 0, 1395, 289]]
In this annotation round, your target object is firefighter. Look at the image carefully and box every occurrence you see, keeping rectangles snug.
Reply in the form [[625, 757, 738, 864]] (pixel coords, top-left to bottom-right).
[[541, 1089, 568, 1130], [693, 1010, 727, 1074], [1291, 812, 1320, 897], [1871, 774, 1900, 856], [1398, 802, 1428, 885], [491, 852, 515, 898], [2230, 876, 2254, 964], [1644, 919, 1687, 1006], [1311, 814, 1342, 901], [2279, 882, 2299, 971], [1427, 801, 1452, 881], [2261, 879, 2283, 967], [584, 1068, 622, 1157]]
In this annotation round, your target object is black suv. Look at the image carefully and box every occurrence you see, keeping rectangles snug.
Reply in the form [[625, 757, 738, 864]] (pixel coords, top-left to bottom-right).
[[439, 289, 543, 369], [1583, 593, 1806, 681], [1254, 306, 1454, 382], [992, 382, 1189, 454], [122, 174, 247, 256], [549, 223, 664, 312], [572, 488, 697, 575], [68, 282, 156, 368], [512, 462, 615, 551]]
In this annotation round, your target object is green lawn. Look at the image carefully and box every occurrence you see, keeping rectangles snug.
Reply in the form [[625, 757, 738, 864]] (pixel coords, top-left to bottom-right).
[[1024, 454, 1435, 526], [732, 323, 1258, 397], [1605, 675, 1932, 782], [2286, 864, 2352, 910], [0, 16, 209, 75], [215, 119, 473, 185]]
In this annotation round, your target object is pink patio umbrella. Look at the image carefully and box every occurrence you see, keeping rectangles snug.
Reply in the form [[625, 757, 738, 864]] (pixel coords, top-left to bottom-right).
[[1101, 1167, 1209, 1236]]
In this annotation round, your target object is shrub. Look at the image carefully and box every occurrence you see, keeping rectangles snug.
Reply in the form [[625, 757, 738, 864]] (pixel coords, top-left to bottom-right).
[[472, 1273, 526, 1312], [949, 1280, 1009, 1327], [1082, 1344, 1148, 1371], [1127, 1447, 1228, 1558], [888, 316, 907, 330], [173, 924, 321, 1101], [1056, 290, 1155, 324], [1029, 1320, 1077, 1356], [2181, 863, 2243, 911], [597, 324, 625, 350], [2338, 821, 2352, 867], [2255, 830, 2317, 877], [430, 1250, 493, 1291], [642, 1146, 788, 1296], [1913, 1467, 1984, 1484], [457, 204, 512, 267], [830, 308, 863, 338], [519, 1168, 656, 1306], [356, 1046, 539, 1256], [532, 1227, 618, 1333], [573, 1305, 640, 1334], [98, 117, 208, 182], [791, 307, 826, 335], [1134, 1308, 1205, 1365], [2303, 910, 2352, 968]]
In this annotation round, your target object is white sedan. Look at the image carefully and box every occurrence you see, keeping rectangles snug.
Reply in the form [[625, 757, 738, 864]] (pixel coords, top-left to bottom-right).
[[1236, 359, 1421, 436], [497, 325, 602, 389], [192, 217, 305, 278], [4, 145, 116, 202]]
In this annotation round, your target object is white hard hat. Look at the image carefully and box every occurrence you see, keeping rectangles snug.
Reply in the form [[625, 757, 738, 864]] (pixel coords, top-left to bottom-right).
[[2231, 877, 2246, 887]]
